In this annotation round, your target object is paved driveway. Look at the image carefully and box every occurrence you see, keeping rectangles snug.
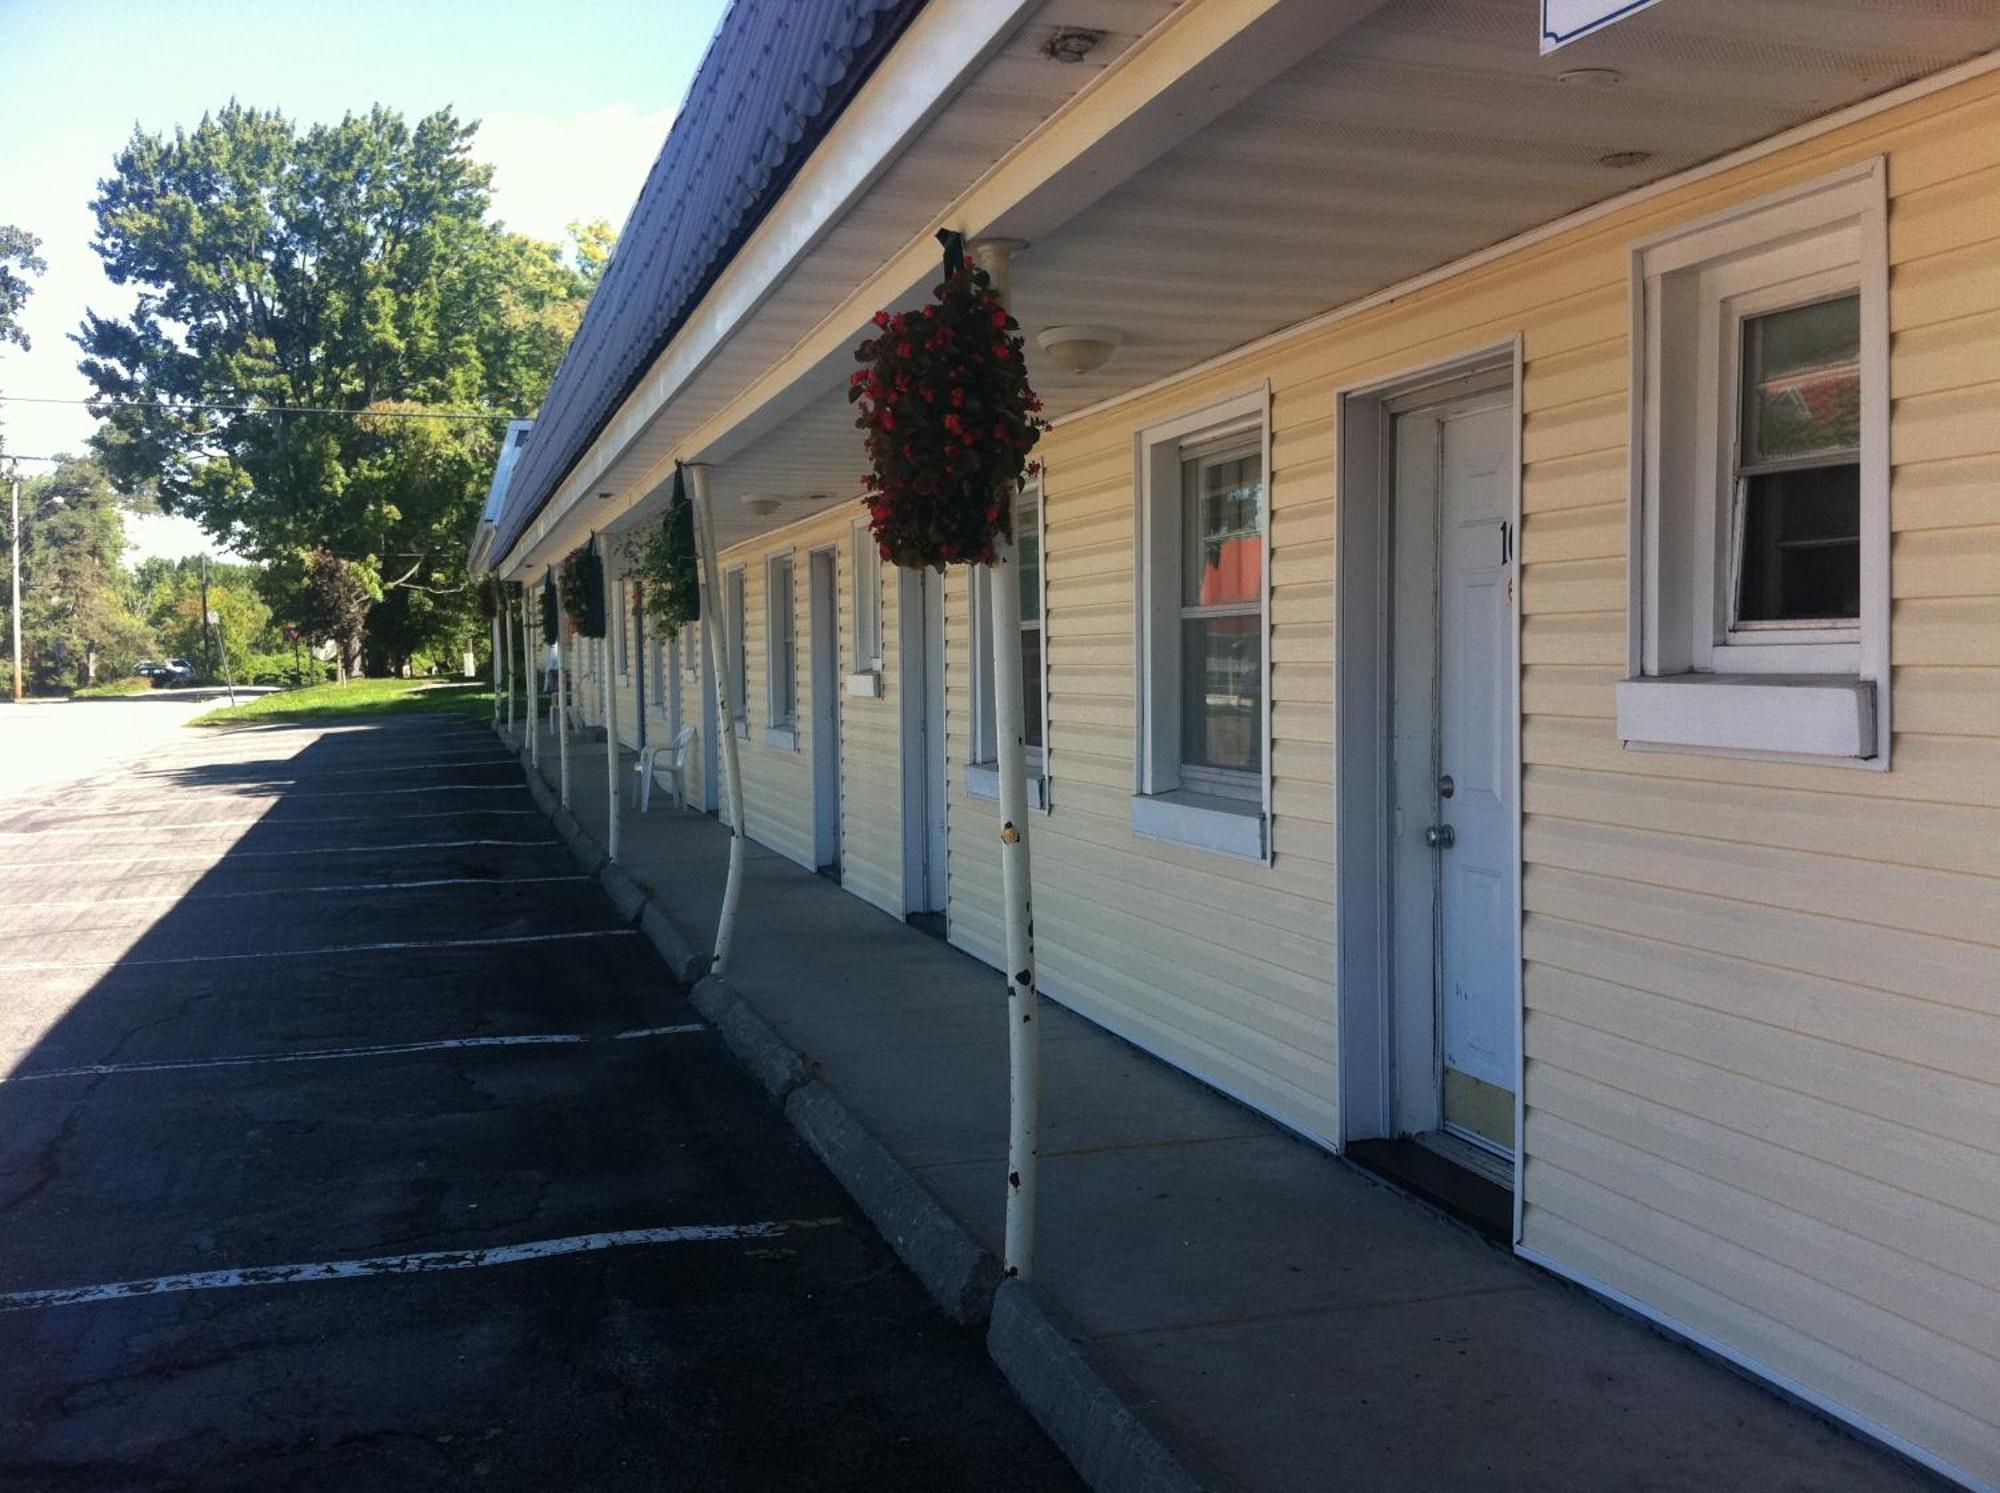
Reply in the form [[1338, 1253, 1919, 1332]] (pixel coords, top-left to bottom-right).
[[0, 713, 1075, 1490]]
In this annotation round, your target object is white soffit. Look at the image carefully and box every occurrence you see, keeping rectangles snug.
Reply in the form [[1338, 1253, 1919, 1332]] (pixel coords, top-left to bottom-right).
[[534, 0, 2000, 564]]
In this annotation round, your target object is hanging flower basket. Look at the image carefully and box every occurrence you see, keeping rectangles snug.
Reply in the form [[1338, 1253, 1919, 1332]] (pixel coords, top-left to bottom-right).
[[475, 574, 499, 621], [626, 466, 701, 635], [849, 254, 1046, 569], [540, 572, 559, 644], [561, 538, 606, 638]]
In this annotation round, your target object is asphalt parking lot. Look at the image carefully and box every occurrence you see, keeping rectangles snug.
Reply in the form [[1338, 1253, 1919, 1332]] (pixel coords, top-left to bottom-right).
[[0, 712, 1078, 1491]]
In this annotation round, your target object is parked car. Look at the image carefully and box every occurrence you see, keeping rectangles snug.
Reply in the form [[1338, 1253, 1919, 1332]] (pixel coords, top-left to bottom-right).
[[133, 660, 169, 684], [161, 657, 198, 686]]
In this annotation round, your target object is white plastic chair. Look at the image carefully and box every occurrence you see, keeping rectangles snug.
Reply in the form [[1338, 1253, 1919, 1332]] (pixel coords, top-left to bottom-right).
[[636, 725, 696, 812]]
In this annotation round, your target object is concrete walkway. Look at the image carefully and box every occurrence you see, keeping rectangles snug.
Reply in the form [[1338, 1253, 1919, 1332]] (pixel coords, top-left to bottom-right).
[[503, 713, 1939, 1493]]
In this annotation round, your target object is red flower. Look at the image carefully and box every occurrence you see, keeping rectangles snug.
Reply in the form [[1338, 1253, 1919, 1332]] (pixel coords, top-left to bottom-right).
[[872, 310, 890, 329]]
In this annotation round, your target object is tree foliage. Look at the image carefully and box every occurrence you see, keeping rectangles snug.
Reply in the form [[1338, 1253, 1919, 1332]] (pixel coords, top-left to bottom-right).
[[4, 456, 155, 690], [299, 547, 377, 679], [0, 224, 46, 351], [134, 556, 282, 681], [75, 102, 602, 671]]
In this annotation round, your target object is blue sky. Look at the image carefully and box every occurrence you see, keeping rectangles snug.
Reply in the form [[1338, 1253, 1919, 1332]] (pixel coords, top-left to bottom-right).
[[0, 0, 730, 556]]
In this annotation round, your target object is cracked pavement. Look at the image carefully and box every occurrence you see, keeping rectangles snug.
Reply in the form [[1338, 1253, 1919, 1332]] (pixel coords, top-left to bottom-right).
[[0, 710, 1077, 1491]]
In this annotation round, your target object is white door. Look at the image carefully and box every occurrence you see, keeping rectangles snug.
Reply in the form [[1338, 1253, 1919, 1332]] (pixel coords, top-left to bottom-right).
[[1390, 387, 1517, 1154], [899, 568, 948, 916], [809, 549, 841, 874]]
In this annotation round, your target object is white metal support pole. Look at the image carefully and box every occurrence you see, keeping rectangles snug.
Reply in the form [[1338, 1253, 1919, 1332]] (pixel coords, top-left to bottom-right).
[[601, 550, 621, 862], [503, 589, 516, 738], [524, 588, 539, 770], [489, 611, 500, 725], [689, 463, 746, 973], [972, 237, 1040, 1281], [554, 569, 571, 808]]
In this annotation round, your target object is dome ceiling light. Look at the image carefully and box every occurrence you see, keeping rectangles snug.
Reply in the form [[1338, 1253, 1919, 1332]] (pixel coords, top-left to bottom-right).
[[1037, 324, 1123, 375]]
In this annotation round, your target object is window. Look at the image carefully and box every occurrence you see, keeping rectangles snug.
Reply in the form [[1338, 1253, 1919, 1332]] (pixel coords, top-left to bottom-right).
[[1621, 162, 1888, 763], [850, 519, 883, 691], [725, 567, 747, 736], [765, 553, 797, 746], [967, 484, 1048, 808], [1133, 387, 1270, 860]]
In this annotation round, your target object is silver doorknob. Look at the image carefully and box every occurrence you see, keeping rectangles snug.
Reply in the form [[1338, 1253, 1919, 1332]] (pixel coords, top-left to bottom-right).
[[1424, 824, 1456, 849]]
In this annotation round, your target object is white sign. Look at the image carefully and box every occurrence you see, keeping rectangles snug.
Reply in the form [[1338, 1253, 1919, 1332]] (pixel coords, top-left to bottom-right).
[[1542, 0, 1664, 52], [205, 610, 221, 625]]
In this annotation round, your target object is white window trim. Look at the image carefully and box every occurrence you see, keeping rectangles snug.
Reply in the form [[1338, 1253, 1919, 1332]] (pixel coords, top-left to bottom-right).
[[725, 566, 749, 739], [765, 551, 798, 745], [1132, 384, 1272, 861], [848, 518, 884, 696], [1623, 160, 1889, 767], [966, 480, 1050, 812]]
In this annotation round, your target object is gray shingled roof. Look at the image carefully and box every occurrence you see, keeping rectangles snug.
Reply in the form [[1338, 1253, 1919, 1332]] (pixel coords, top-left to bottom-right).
[[490, 0, 928, 562]]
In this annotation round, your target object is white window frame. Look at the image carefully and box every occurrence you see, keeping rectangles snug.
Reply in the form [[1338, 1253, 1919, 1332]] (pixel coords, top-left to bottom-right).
[[847, 518, 884, 697], [725, 566, 748, 738], [764, 551, 798, 748], [966, 480, 1049, 812], [1621, 160, 1889, 766], [1132, 384, 1272, 861]]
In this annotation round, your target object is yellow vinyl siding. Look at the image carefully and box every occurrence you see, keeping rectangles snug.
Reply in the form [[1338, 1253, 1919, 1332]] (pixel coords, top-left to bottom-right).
[[929, 69, 2000, 1482]]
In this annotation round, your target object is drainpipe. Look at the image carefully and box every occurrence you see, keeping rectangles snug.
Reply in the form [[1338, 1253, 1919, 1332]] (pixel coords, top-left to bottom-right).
[[688, 462, 745, 974], [972, 235, 1040, 1282], [503, 589, 515, 738], [523, 588, 538, 769], [554, 569, 571, 808], [601, 544, 621, 862]]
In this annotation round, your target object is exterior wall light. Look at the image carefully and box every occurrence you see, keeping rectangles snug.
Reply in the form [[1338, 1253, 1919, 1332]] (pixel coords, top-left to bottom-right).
[[740, 495, 782, 517], [1037, 324, 1122, 374]]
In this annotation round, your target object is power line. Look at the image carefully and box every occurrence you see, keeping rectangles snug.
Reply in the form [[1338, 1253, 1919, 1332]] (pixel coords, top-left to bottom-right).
[[0, 395, 525, 422]]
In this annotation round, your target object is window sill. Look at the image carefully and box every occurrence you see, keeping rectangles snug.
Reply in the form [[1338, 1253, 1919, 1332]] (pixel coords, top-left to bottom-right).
[[846, 671, 883, 698], [763, 725, 798, 751], [1616, 674, 1876, 760], [1130, 789, 1266, 861], [963, 761, 1046, 811]]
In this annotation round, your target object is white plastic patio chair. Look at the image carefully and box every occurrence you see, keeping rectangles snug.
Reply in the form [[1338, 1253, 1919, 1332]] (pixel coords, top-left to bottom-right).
[[635, 725, 696, 812]]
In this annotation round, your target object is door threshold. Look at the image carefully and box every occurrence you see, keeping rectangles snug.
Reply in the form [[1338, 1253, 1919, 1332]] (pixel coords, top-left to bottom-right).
[[904, 910, 946, 942], [1345, 1135, 1512, 1240], [1418, 1128, 1514, 1190]]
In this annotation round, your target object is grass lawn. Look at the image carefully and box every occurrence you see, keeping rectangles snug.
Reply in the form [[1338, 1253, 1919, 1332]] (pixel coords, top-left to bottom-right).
[[189, 677, 499, 727]]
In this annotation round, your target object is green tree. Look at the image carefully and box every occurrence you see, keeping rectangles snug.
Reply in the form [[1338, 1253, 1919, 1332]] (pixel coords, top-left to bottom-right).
[[0, 224, 45, 350], [299, 546, 375, 681], [6, 456, 155, 690], [76, 102, 597, 671], [134, 556, 280, 681]]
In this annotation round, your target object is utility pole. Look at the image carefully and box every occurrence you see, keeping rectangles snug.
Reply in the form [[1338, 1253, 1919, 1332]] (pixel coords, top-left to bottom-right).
[[199, 555, 215, 679], [9, 471, 21, 702]]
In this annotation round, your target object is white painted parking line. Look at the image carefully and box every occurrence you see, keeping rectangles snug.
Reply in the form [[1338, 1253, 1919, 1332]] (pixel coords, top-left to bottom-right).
[[0, 927, 637, 972], [0, 838, 557, 869], [4, 874, 589, 910], [0, 1218, 844, 1312], [0, 810, 542, 838], [3, 1023, 704, 1083], [49, 783, 526, 805]]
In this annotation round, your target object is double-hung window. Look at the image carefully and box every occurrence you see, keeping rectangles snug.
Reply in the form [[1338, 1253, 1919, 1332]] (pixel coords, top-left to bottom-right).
[[968, 484, 1048, 808], [848, 520, 884, 696], [765, 553, 797, 747], [1134, 386, 1271, 860], [1620, 161, 1888, 764], [725, 567, 747, 736]]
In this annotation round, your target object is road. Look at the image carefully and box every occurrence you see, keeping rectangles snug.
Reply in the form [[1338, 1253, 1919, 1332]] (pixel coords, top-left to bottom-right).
[[0, 710, 1077, 1490], [0, 691, 271, 809]]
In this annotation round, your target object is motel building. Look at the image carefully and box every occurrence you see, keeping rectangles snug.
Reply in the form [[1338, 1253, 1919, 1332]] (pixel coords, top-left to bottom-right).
[[470, 3, 2000, 1486]]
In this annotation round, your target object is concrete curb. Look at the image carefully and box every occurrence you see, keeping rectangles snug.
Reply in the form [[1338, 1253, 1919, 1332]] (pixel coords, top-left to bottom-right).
[[638, 901, 707, 986], [988, 1280, 1206, 1493], [694, 974, 810, 1100], [599, 860, 647, 923], [785, 1079, 1002, 1326]]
